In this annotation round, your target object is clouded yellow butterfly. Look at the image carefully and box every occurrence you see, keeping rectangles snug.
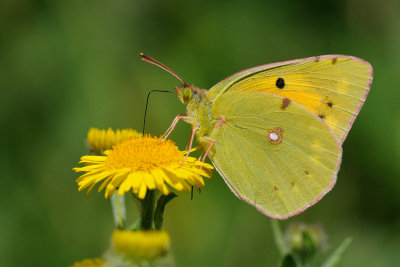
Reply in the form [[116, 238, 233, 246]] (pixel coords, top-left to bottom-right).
[[141, 54, 373, 219]]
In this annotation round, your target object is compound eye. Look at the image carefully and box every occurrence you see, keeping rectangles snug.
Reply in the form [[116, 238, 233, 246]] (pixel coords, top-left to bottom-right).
[[182, 87, 192, 102]]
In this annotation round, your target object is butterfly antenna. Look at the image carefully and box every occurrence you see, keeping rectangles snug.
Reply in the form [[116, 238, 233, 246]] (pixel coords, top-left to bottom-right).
[[143, 89, 175, 136], [140, 53, 189, 87]]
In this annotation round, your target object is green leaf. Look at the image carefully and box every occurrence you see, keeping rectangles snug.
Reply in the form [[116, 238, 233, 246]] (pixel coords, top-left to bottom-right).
[[280, 254, 298, 267], [321, 237, 352, 267], [154, 193, 177, 230]]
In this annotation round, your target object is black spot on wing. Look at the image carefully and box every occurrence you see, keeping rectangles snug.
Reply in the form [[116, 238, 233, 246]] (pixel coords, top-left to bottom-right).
[[276, 77, 285, 89]]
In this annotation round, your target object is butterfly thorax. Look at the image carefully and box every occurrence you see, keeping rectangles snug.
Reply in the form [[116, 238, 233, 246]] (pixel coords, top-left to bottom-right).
[[180, 86, 216, 140]]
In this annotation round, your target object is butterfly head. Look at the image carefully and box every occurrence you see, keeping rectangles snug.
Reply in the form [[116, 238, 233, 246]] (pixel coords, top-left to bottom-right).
[[175, 85, 195, 104]]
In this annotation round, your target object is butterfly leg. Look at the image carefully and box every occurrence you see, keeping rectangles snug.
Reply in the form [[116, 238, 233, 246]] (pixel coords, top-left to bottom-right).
[[194, 138, 216, 192], [181, 126, 198, 165], [185, 130, 196, 150], [190, 150, 205, 199], [200, 138, 216, 165], [162, 114, 188, 142], [197, 138, 215, 176]]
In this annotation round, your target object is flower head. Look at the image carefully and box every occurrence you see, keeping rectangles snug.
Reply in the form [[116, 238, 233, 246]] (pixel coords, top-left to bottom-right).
[[103, 230, 174, 266], [112, 230, 170, 259], [74, 135, 213, 199], [86, 128, 142, 153], [69, 258, 104, 267]]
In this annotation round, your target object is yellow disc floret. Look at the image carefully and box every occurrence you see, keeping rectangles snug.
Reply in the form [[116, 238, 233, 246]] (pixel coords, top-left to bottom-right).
[[105, 136, 184, 172]]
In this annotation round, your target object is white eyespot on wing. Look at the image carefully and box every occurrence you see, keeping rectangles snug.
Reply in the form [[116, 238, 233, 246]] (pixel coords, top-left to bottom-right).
[[267, 127, 283, 144], [269, 132, 279, 141]]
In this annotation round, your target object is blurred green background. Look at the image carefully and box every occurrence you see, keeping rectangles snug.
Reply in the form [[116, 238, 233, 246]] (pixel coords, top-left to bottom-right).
[[1, 0, 400, 266]]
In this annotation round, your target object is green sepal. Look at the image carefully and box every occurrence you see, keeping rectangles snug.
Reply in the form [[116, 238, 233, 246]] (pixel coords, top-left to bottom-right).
[[297, 230, 317, 262], [280, 254, 298, 267]]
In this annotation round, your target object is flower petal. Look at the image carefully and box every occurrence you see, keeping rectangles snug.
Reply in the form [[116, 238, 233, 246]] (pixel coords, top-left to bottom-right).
[[138, 182, 147, 199], [144, 172, 156, 189]]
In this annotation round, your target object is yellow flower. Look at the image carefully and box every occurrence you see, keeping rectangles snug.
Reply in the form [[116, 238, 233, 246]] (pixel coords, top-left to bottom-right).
[[69, 258, 104, 267], [86, 128, 142, 153], [74, 135, 213, 199], [112, 230, 170, 259]]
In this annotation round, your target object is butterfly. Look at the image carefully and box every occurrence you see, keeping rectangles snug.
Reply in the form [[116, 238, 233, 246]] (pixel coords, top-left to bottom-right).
[[141, 53, 373, 219]]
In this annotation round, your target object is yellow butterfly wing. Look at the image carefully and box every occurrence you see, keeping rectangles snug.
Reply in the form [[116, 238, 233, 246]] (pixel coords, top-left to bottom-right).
[[207, 55, 373, 144], [205, 90, 342, 219]]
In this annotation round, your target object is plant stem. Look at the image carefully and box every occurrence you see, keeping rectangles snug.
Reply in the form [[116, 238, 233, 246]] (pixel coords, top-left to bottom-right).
[[154, 193, 177, 230], [110, 193, 126, 229], [271, 219, 287, 256], [140, 190, 155, 230]]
